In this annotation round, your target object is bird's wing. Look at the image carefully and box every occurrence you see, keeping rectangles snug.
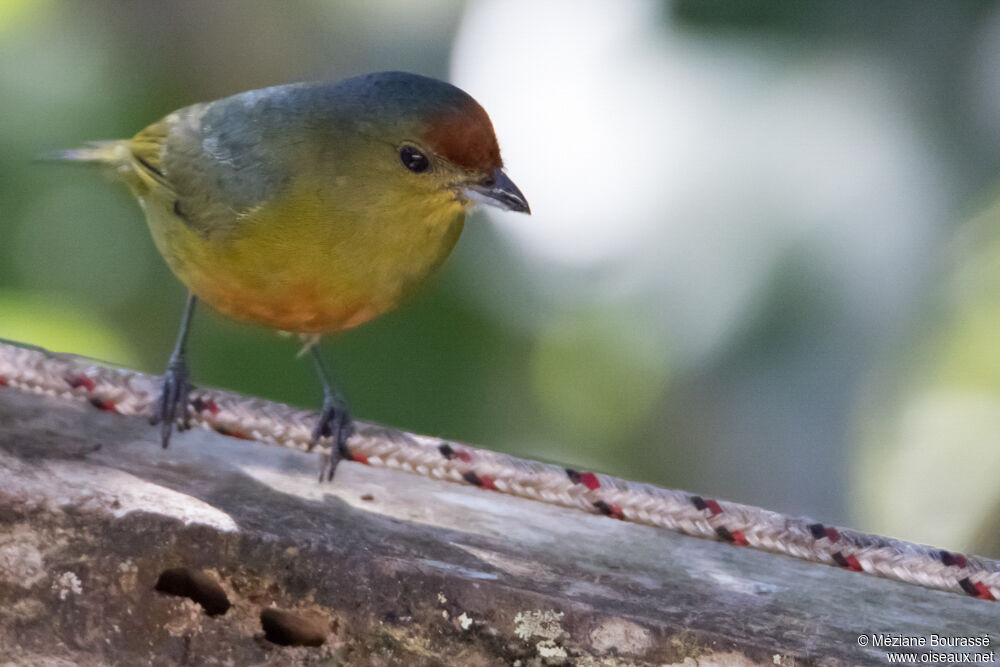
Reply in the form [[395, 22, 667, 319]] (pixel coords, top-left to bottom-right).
[[129, 102, 286, 238]]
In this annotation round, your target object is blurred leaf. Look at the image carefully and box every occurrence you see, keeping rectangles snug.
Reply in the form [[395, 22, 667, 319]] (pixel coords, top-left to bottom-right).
[[0, 290, 138, 365], [531, 308, 671, 454], [0, 0, 53, 34], [855, 189, 1000, 553]]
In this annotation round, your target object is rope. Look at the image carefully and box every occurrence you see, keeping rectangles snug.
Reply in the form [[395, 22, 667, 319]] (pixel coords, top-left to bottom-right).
[[1, 339, 997, 602]]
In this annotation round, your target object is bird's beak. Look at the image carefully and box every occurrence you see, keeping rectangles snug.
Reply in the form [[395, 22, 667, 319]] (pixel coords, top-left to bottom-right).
[[463, 167, 531, 214]]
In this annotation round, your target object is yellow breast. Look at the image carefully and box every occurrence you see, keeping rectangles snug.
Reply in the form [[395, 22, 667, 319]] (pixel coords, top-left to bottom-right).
[[141, 184, 467, 334]]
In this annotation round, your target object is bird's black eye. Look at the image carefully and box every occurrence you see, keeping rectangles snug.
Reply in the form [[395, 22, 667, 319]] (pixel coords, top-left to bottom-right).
[[400, 146, 430, 173]]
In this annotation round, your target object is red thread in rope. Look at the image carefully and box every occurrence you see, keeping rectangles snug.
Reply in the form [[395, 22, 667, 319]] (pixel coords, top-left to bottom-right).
[[831, 552, 863, 572], [66, 375, 96, 392], [808, 522, 840, 543], [941, 551, 968, 568], [463, 471, 493, 489], [566, 469, 601, 490], [959, 578, 995, 600], [716, 526, 748, 545], [192, 397, 220, 415], [974, 582, 995, 601], [593, 500, 624, 520], [89, 397, 117, 413], [213, 424, 252, 440], [438, 443, 472, 462]]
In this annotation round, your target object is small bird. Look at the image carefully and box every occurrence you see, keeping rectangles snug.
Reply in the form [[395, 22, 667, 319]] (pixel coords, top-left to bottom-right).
[[57, 71, 529, 477]]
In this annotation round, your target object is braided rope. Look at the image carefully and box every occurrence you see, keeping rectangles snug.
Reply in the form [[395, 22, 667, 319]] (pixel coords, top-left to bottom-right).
[[1, 340, 998, 602]]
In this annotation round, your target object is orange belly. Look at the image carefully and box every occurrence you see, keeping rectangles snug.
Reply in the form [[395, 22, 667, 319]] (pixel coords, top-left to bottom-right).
[[191, 277, 383, 334]]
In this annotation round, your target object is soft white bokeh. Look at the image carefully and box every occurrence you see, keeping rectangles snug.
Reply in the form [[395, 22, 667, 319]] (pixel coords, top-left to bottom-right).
[[452, 0, 948, 364]]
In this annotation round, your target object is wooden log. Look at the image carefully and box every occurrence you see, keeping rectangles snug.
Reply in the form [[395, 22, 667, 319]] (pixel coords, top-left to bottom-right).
[[0, 384, 996, 666]]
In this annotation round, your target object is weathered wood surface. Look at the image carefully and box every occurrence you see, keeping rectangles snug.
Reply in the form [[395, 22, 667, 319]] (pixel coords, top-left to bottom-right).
[[0, 386, 997, 666]]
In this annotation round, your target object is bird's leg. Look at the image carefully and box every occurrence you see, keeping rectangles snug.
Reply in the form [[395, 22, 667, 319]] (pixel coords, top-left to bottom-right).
[[308, 344, 355, 481], [150, 293, 197, 448]]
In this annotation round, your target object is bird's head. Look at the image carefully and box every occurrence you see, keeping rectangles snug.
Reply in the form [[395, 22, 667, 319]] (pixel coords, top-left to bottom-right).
[[337, 72, 530, 216]]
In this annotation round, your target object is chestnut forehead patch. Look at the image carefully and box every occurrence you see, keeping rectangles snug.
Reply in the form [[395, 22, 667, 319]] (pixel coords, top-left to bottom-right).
[[422, 98, 502, 174]]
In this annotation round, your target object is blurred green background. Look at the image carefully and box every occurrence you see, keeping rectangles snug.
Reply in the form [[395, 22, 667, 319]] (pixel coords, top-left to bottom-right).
[[5, 0, 1000, 555]]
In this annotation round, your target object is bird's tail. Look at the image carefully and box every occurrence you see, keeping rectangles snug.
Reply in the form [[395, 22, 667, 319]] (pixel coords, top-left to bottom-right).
[[42, 140, 131, 167]]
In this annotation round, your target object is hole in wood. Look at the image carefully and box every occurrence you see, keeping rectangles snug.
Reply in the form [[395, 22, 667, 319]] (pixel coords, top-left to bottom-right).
[[154, 567, 231, 616], [260, 608, 328, 647]]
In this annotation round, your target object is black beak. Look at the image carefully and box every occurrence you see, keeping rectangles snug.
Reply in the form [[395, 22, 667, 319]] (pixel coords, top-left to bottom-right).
[[465, 167, 531, 214]]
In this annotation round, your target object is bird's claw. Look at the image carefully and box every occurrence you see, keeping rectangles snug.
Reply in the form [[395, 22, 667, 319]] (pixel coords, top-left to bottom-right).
[[150, 356, 191, 449], [311, 398, 355, 481]]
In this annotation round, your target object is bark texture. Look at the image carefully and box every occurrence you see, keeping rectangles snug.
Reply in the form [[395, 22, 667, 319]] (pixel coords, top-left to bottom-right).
[[0, 386, 995, 666]]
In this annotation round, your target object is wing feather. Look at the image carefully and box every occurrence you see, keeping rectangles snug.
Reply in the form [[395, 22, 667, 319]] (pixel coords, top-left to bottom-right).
[[128, 100, 286, 238]]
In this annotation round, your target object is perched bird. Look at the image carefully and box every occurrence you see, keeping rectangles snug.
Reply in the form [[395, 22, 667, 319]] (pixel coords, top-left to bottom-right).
[[57, 71, 529, 477]]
